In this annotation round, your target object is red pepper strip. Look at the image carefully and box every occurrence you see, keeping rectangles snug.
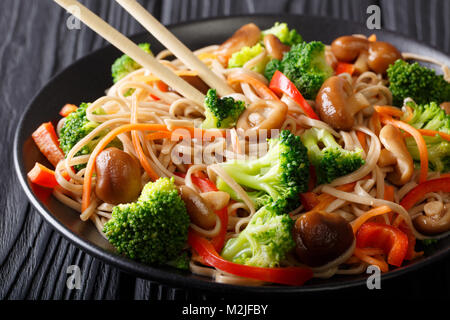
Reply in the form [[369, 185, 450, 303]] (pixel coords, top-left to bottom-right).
[[269, 70, 320, 120], [30, 183, 53, 204], [59, 104, 78, 117], [356, 222, 409, 267], [335, 62, 354, 76], [175, 172, 228, 252], [28, 162, 71, 189], [188, 232, 313, 286], [299, 192, 319, 211], [32, 122, 65, 168], [400, 178, 450, 210]]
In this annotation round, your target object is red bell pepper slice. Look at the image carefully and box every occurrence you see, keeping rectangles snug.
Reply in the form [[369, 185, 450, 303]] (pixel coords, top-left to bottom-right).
[[400, 178, 450, 210], [28, 162, 60, 188], [59, 104, 78, 117], [32, 122, 65, 168], [188, 232, 313, 286], [269, 70, 319, 120], [28, 162, 71, 189], [299, 192, 319, 211], [335, 62, 355, 76], [356, 222, 409, 267]]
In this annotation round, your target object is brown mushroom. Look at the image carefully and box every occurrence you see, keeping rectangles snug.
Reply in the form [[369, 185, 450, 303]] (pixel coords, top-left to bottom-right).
[[315, 76, 369, 130], [236, 99, 288, 133], [413, 202, 450, 235], [179, 185, 217, 230], [367, 41, 402, 74], [95, 147, 142, 205], [215, 23, 261, 66], [379, 124, 414, 186], [263, 34, 290, 60], [353, 50, 370, 75], [331, 36, 369, 62], [293, 210, 355, 267]]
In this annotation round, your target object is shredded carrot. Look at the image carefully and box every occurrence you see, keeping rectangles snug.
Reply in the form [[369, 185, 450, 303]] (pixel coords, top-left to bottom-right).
[[82, 123, 171, 212], [230, 128, 242, 154], [351, 205, 392, 233], [384, 185, 395, 202], [379, 114, 428, 183], [369, 111, 382, 136], [368, 34, 377, 42], [353, 247, 389, 272], [227, 73, 279, 101], [356, 130, 367, 151], [374, 105, 404, 118], [145, 131, 173, 140], [417, 129, 450, 142], [403, 105, 414, 122]]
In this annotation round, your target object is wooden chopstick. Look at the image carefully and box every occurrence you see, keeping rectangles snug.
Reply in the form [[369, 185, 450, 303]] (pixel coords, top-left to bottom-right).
[[115, 0, 235, 97], [53, 0, 205, 106]]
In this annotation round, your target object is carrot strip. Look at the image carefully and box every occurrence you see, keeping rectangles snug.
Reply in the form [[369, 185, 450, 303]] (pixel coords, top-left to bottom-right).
[[384, 185, 395, 202], [368, 34, 377, 42], [353, 248, 389, 272], [145, 131, 173, 140], [227, 73, 279, 101], [374, 105, 404, 118], [369, 111, 382, 136], [32, 122, 65, 168], [356, 130, 367, 151], [82, 123, 170, 211], [379, 114, 428, 183], [351, 205, 392, 233]]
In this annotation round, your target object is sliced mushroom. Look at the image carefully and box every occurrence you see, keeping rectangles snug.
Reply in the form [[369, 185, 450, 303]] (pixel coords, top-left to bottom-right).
[[414, 203, 450, 235], [237, 99, 288, 133], [179, 185, 217, 230], [215, 23, 261, 66], [263, 34, 290, 60], [315, 76, 369, 130], [377, 148, 398, 167], [331, 36, 369, 62], [379, 124, 414, 186], [200, 191, 230, 211], [367, 41, 402, 74]]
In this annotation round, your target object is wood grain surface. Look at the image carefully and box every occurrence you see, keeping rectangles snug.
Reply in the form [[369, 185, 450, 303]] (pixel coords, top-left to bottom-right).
[[1, 0, 449, 300]]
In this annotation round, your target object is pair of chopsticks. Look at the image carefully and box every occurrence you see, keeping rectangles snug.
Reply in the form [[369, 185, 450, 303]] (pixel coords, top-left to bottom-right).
[[54, 0, 234, 106]]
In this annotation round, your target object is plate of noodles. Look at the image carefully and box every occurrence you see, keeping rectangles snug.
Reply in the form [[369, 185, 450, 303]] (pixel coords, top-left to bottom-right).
[[14, 14, 450, 293]]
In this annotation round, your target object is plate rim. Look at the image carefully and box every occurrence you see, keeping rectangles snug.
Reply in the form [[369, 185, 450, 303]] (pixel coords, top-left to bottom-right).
[[13, 13, 450, 294]]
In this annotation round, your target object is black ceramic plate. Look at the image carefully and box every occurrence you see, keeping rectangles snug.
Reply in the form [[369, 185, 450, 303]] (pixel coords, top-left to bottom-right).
[[14, 14, 450, 295]]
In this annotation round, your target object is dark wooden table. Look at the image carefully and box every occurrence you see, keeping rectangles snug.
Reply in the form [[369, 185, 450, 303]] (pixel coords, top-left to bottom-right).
[[1, 0, 449, 300]]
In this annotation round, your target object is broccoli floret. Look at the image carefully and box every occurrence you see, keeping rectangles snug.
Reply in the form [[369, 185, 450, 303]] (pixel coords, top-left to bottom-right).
[[166, 251, 190, 270], [59, 103, 122, 170], [421, 239, 438, 246], [221, 204, 295, 268], [103, 177, 190, 266], [264, 41, 334, 99], [217, 130, 310, 212], [301, 128, 365, 184], [201, 89, 246, 129], [261, 22, 303, 46], [111, 43, 152, 83], [404, 101, 450, 172], [227, 43, 269, 74], [387, 59, 450, 106]]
